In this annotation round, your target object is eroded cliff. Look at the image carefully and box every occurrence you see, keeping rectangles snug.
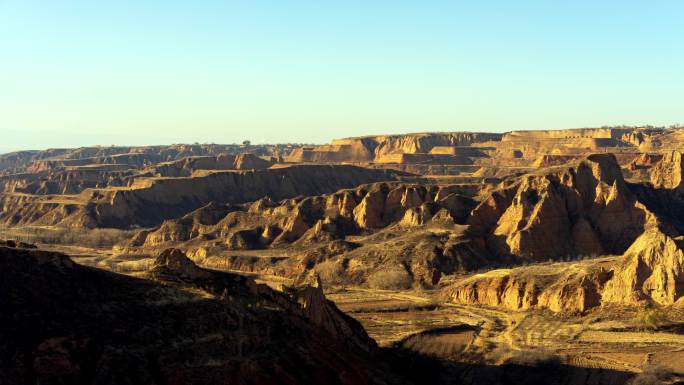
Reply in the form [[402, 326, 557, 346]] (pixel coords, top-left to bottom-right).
[[0, 165, 406, 228], [444, 227, 684, 312], [469, 154, 657, 261]]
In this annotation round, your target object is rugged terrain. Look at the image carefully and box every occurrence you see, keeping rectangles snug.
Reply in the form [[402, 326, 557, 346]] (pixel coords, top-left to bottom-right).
[[5, 127, 684, 384]]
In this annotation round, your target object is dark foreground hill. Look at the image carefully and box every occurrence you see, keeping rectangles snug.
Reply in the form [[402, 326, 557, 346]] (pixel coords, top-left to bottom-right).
[[0, 244, 403, 385]]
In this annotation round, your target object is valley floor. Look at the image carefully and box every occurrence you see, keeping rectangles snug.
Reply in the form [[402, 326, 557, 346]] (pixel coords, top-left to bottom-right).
[[250, 273, 684, 381]]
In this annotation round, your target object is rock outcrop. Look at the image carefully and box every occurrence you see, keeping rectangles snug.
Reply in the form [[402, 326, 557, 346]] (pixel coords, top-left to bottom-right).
[[628, 153, 663, 171], [602, 228, 684, 306], [650, 150, 684, 190], [469, 154, 657, 261], [442, 265, 612, 314], [445, 226, 684, 312], [122, 182, 477, 251], [286, 270, 374, 351]]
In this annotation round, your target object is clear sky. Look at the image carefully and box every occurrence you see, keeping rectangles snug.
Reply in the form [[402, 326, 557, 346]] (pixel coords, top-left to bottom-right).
[[1, 1, 682, 152]]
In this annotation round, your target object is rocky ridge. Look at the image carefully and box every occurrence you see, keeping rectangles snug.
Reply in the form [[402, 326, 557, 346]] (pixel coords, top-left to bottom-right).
[[122, 182, 478, 250], [0, 165, 406, 228]]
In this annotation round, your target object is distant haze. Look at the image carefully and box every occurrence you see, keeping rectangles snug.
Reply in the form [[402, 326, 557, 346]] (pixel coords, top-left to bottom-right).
[[1, 1, 683, 152]]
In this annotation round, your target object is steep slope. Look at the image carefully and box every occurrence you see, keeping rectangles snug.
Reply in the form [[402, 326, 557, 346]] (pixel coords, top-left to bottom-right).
[[285, 127, 676, 167], [0, 244, 403, 385], [650, 150, 684, 190], [367, 132, 502, 158], [630, 150, 684, 232], [468, 154, 657, 261]]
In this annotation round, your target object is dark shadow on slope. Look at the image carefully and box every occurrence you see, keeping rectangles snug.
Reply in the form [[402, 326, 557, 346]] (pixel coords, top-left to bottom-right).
[[379, 347, 639, 385], [0, 246, 389, 385], [628, 182, 684, 234]]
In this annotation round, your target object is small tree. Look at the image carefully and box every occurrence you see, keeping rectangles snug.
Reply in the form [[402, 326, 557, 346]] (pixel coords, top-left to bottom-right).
[[634, 307, 667, 331], [242, 140, 251, 146]]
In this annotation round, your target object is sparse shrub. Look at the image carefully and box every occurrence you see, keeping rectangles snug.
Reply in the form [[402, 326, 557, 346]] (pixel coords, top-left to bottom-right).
[[367, 267, 413, 290], [634, 307, 668, 331], [315, 259, 345, 284]]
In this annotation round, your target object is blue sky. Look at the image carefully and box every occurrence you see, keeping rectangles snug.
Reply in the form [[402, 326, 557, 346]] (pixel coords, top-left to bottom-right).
[[0, 1, 682, 151]]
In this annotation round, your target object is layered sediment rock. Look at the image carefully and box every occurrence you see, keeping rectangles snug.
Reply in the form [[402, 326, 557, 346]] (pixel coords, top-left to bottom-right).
[[469, 154, 657, 261], [121, 153, 682, 290], [1, 143, 295, 174], [443, 262, 610, 313], [286, 132, 501, 163], [444, 227, 684, 312]]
